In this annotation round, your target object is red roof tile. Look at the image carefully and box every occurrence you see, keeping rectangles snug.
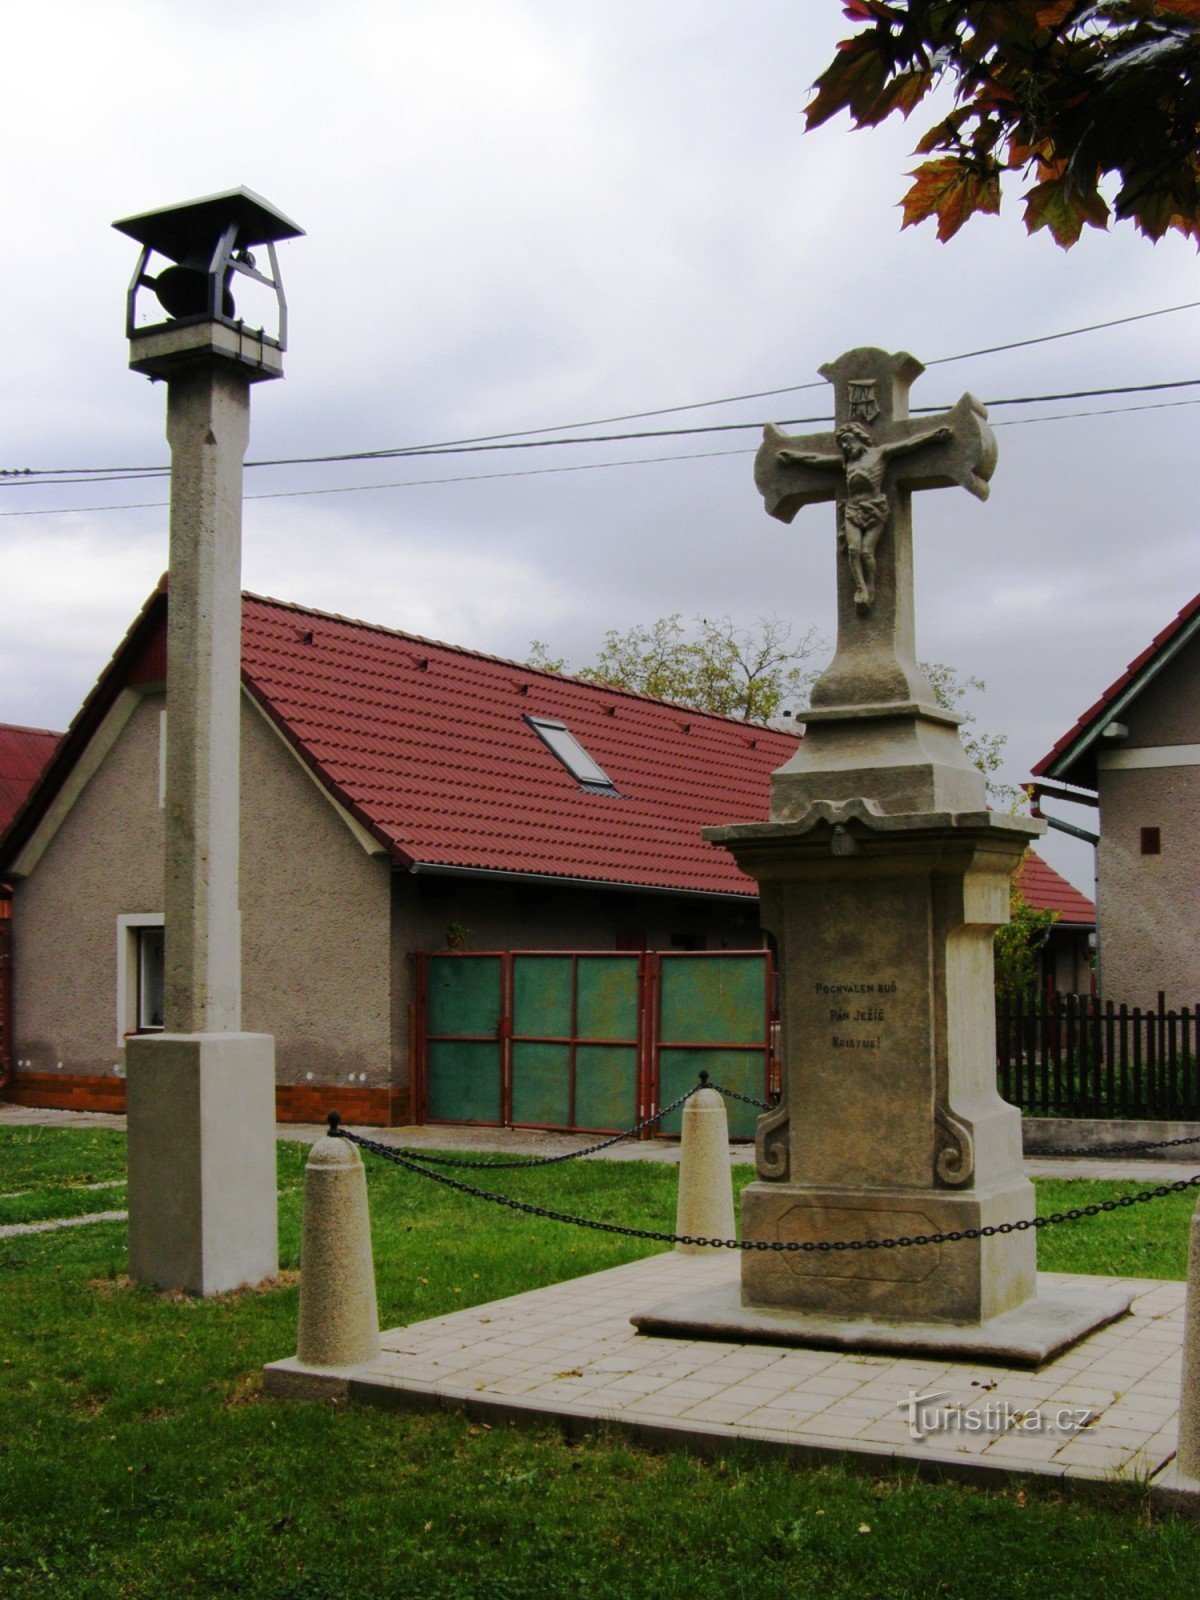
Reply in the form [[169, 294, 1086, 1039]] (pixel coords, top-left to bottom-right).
[[1033, 590, 1200, 786], [1016, 850, 1094, 925], [0, 724, 61, 837], [240, 594, 799, 895]]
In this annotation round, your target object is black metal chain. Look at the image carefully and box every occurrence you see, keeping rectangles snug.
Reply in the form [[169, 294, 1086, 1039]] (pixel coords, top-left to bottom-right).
[[335, 1121, 1200, 1255], [340, 1072, 775, 1172], [355, 1086, 700, 1171], [1035, 1129, 1200, 1159], [704, 1079, 778, 1113]]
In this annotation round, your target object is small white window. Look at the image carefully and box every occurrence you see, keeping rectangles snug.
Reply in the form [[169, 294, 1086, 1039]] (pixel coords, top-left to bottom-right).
[[116, 914, 165, 1042], [526, 717, 618, 793]]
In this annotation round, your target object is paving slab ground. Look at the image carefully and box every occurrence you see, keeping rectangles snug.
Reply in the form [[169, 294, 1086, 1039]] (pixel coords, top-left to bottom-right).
[[265, 1253, 1194, 1508]]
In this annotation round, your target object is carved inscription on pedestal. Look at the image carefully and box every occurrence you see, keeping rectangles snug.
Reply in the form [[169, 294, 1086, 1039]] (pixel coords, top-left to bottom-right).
[[817, 978, 898, 1054]]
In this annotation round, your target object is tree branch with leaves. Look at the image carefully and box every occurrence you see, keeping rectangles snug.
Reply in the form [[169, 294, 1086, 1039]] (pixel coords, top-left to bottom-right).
[[807, 1, 1200, 247], [528, 614, 825, 723]]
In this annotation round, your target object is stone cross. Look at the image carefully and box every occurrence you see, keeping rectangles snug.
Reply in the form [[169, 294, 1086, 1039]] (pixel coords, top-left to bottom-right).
[[754, 348, 996, 713]]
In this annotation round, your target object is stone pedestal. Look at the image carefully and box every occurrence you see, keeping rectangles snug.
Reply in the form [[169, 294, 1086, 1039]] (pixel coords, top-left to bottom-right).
[[126, 1032, 278, 1296], [637, 803, 1134, 1362], [733, 803, 1038, 1325]]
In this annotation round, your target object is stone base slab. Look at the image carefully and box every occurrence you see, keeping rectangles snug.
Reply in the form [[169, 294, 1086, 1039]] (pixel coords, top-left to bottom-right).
[[262, 1256, 1184, 1499], [632, 1272, 1136, 1368]]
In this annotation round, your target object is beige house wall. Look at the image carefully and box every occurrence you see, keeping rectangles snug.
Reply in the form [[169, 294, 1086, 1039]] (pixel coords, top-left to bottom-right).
[[1097, 765, 1199, 1007], [239, 697, 392, 1090], [13, 693, 165, 1078], [1095, 629, 1200, 1008], [11, 690, 392, 1089]]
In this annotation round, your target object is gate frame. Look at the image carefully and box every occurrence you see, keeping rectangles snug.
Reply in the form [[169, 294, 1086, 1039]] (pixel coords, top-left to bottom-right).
[[412, 947, 775, 1137]]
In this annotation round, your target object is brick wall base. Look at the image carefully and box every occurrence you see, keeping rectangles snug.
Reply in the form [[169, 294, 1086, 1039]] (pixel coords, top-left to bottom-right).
[[2, 1073, 412, 1126], [275, 1083, 412, 1127], [3, 1072, 128, 1114]]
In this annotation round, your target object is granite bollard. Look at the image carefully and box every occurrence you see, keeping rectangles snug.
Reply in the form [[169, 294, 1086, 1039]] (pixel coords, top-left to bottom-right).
[[296, 1122, 380, 1368], [674, 1086, 736, 1255]]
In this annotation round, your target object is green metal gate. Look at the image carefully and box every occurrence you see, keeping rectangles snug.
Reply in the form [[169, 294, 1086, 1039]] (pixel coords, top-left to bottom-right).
[[652, 952, 773, 1141], [414, 949, 773, 1138]]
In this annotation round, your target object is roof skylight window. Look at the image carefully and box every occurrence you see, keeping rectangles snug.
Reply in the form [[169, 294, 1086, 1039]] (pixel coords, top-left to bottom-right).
[[526, 717, 619, 795]]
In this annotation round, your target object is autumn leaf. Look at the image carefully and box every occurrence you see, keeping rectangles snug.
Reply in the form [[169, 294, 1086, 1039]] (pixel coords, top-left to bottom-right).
[[806, 37, 888, 129], [865, 68, 935, 123], [809, 0, 1200, 248], [901, 158, 1002, 240], [1023, 174, 1108, 246]]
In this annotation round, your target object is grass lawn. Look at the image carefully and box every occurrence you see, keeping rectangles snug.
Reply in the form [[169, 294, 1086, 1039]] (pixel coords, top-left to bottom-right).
[[2, 1125, 1199, 1600]]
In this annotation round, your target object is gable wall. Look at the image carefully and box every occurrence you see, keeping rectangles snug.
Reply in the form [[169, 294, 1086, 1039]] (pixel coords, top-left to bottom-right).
[[9, 690, 392, 1100], [1096, 765, 1199, 1007], [1118, 628, 1200, 746], [12, 693, 164, 1079], [1095, 629, 1200, 1007]]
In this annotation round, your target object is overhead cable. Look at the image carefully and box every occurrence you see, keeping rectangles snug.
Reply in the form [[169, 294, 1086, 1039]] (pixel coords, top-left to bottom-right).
[[5, 393, 1200, 521], [5, 296, 1200, 484]]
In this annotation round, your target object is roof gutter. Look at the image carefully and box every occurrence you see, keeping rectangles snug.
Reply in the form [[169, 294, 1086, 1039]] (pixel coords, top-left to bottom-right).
[[400, 860, 753, 902]]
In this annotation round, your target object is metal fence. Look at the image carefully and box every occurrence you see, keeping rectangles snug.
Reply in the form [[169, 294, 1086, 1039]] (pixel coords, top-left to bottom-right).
[[997, 991, 1200, 1120]]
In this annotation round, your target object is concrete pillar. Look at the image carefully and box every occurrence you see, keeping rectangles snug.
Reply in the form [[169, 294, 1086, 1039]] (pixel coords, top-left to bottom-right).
[[163, 363, 250, 1035], [126, 356, 277, 1296], [1175, 1200, 1200, 1481], [296, 1131, 380, 1367], [674, 1087, 736, 1255]]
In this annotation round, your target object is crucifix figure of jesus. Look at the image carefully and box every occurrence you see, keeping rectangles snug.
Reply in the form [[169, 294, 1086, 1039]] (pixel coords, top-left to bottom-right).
[[777, 416, 955, 613], [754, 348, 996, 714]]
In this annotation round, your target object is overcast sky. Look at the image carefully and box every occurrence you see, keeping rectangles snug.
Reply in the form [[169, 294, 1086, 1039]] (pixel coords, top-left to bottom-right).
[[4, 2, 1198, 894]]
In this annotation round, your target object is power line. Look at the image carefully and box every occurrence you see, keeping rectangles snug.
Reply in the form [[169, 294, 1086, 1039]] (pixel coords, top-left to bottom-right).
[[4, 392, 1199, 522], [0, 446, 756, 519], [5, 296, 1200, 484], [7, 374, 1200, 494]]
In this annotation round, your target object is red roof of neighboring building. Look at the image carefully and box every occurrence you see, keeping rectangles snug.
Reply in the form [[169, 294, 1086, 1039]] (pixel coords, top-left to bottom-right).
[[0, 724, 61, 837], [1033, 589, 1200, 788], [1015, 850, 1094, 926]]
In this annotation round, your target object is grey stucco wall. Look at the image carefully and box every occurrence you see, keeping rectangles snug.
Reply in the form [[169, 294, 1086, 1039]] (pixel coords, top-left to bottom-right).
[[11, 689, 392, 1086], [1120, 629, 1200, 747], [13, 694, 164, 1077], [1095, 628, 1199, 1007], [238, 698, 392, 1089], [1097, 764, 1199, 1007]]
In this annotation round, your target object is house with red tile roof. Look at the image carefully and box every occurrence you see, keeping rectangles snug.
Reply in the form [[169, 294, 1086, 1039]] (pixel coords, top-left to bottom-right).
[[1013, 850, 1094, 995], [0, 584, 798, 1123], [1, 583, 1090, 1123], [1032, 589, 1199, 1007]]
